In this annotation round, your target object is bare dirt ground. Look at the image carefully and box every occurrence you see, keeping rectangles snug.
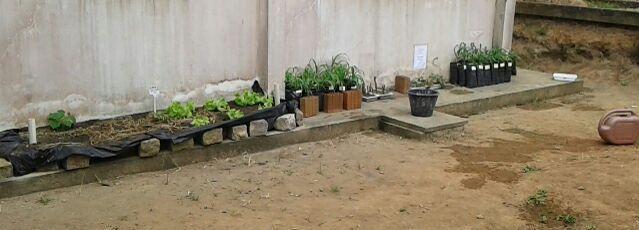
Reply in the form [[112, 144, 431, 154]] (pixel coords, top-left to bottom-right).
[[1, 18, 639, 230]]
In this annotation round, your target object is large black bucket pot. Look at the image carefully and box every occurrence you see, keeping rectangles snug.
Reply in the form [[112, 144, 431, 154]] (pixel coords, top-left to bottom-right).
[[408, 89, 439, 117]]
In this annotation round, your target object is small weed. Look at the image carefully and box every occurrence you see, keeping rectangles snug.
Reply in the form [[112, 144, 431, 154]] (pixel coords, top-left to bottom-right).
[[533, 26, 548, 36], [557, 214, 576, 225], [539, 214, 548, 224], [185, 190, 199, 201], [527, 189, 548, 206], [522, 165, 541, 173], [586, 224, 597, 230], [283, 169, 294, 176], [620, 80, 629, 86], [585, 0, 619, 9], [37, 196, 54, 205], [330, 186, 340, 194]]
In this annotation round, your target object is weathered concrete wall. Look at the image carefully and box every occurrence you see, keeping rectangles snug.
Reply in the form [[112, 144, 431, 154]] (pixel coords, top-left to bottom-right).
[[267, 0, 497, 92], [0, 0, 263, 130]]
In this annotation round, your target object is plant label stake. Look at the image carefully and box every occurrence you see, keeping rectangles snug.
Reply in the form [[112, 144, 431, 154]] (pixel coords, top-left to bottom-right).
[[149, 86, 160, 113], [28, 118, 37, 145], [273, 83, 281, 106]]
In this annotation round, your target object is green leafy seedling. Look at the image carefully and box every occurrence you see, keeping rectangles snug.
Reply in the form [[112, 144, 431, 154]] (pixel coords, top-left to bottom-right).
[[234, 91, 261, 107], [226, 109, 244, 120], [37, 196, 54, 205], [165, 102, 196, 120], [48, 110, 76, 131], [204, 98, 230, 112], [330, 186, 340, 193], [557, 214, 576, 225], [527, 189, 548, 206], [190, 116, 210, 127]]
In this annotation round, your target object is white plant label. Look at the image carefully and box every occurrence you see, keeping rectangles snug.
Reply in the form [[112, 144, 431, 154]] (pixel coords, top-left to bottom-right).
[[463, 65, 467, 70], [485, 65, 491, 69], [500, 63, 506, 67], [508, 62, 513, 67], [413, 44, 428, 70], [471, 66, 477, 71], [149, 86, 160, 113], [478, 65, 484, 70]]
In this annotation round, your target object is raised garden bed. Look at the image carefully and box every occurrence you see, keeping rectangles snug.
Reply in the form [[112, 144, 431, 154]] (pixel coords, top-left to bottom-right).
[[0, 84, 299, 177]]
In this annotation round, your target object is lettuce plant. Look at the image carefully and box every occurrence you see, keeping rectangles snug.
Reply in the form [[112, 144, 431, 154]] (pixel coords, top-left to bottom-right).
[[190, 116, 210, 127], [204, 98, 230, 112], [226, 109, 244, 120], [48, 110, 76, 131]]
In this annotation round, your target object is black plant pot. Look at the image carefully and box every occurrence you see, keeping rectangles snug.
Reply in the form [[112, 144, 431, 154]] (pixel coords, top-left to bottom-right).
[[408, 89, 439, 117], [511, 60, 517, 76], [482, 64, 493, 86], [449, 62, 459, 85], [505, 63, 513, 82], [478, 65, 491, 87], [490, 63, 500, 84], [458, 63, 467, 86], [465, 65, 479, 88], [317, 91, 326, 112]]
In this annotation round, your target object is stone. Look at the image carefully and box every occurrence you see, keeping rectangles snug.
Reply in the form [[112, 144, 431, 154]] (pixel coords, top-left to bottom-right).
[[61, 155, 90, 171], [197, 128, 223, 146], [274, 114, 296, 131], [139, 138, 161, 158], [228, 125, 248, 141], [0, 158, 13, 178], [476, 215, 485, 220], [249, 120, 268, 137], [172, 138, 194, 152], [294, 108, 304, 127]]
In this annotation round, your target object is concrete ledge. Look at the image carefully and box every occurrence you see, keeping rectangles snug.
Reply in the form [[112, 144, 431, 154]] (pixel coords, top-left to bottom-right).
[[516, 2, 639, 27], [436, 69, 584, 116]]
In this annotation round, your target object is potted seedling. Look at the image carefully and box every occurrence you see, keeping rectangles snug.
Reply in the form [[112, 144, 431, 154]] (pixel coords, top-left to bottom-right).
[[464, 43, 480, 88], [320, 54, 349, 113], [408, 73, 440, 117], [507, 50, 518, 76], [286, 66, 319, 118], [343, 66, 363, 110], [452, 43, 470, 87]]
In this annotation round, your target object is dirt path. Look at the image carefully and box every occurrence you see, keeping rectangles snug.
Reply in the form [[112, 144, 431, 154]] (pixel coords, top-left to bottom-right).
[[1, 17, 639, 230]]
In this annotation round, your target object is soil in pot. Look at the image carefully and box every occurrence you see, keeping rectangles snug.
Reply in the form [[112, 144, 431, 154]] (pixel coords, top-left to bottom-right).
[[465, 65, 479, 88], [300, 95, 319, 118], [323, 92, 344, 113], [408, 89, 439, 117], [343, 90, 362, 110]]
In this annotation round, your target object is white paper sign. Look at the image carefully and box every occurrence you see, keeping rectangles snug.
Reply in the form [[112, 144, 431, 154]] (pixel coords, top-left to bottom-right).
[[413, 44, 428, 70]]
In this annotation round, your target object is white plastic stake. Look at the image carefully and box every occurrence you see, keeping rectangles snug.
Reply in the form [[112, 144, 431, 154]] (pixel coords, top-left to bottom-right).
[[148, 86, 160, 113], [273, 83, 281, 106], [28, 118, 37, 145]]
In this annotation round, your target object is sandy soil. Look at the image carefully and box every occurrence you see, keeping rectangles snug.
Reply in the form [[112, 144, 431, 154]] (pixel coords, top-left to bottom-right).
[[1, 17, 639, 230]]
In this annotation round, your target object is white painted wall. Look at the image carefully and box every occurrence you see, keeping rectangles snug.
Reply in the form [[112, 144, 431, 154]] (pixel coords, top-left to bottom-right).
[[267, 0, 497, 92], [0, 0, 263, 130], [0, 0, 504, 131]]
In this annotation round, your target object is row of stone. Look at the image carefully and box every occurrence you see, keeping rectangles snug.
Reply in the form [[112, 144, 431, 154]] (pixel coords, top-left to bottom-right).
[[139, 112, 302, 157], [0, 111, 304, 179]]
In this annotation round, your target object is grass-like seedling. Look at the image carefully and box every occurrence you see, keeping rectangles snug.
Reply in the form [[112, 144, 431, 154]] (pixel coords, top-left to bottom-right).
[[557, 214, 576, 225], [522, 165, 541, 173]]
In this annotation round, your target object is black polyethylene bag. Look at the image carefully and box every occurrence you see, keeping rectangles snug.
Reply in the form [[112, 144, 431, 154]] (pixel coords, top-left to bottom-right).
[[465, 65, 479, 88], [449, 62, 458, 85]]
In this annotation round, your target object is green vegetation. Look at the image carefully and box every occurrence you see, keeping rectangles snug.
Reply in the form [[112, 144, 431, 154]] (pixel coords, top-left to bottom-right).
[[190, 116, 210, 127], [48, 110, 76, 131], [522, 165, 541, 173], [285, 54, 364, 96], [454, 42, 517, 65], [330, 186, 340, 193], [527, 189, 548, 206], [166, 102, 196, 120], [204, 98, 230, 112], [226, 109, 244, 120], [37, 196, 54, 205], [556, 214, 577, 225], [234, 90, 273, 109]]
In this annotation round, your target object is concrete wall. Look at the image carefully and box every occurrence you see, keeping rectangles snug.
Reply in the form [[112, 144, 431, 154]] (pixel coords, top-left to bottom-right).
[[268, 0, 497, 91], [0, 0, 263, 130], [0, 0, 503, 131]]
